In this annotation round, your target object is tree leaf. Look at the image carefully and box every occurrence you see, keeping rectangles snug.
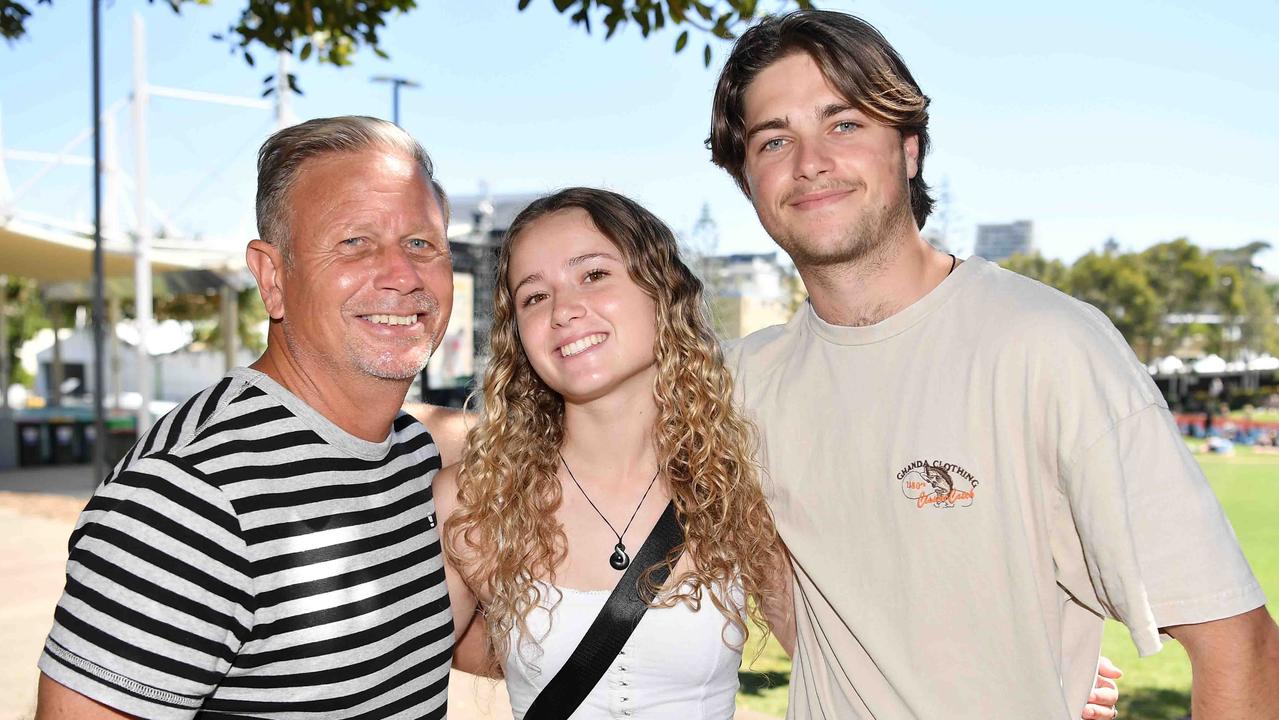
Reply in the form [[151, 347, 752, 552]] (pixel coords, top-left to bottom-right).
[[703, 42, 711, 67], [666, 0, 686, 24], [6, 0, 812, 76], [712, 11, 732, 39]]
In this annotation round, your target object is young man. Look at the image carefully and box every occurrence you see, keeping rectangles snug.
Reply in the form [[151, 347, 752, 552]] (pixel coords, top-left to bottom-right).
[[711, 11, 1279, 719], [36, 116, 456, 718]]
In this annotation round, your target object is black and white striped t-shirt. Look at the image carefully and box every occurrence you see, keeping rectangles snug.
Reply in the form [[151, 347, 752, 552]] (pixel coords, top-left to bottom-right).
[[39, 368, 453, 719]]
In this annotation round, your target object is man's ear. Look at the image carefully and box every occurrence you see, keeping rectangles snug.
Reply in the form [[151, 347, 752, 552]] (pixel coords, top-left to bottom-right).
[[246, 239, 286, 320], [903, 133, 920, 179]]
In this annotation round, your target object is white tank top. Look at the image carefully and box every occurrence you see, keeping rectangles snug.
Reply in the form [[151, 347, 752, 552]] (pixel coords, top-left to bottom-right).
[[503, 580, 744, 719]]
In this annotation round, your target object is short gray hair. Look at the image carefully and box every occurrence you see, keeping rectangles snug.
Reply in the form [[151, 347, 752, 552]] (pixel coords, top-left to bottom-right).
[[255, 116, 449, 258]]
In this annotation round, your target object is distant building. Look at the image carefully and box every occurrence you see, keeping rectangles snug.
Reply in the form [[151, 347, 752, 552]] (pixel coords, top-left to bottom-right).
[[698, 252, 798, 340], [975, 220, 1034, 262], [30, 324, 256, 409]]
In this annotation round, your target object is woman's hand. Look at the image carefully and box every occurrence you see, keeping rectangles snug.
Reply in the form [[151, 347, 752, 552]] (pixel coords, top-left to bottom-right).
[[1081, 655, 1122, 719]]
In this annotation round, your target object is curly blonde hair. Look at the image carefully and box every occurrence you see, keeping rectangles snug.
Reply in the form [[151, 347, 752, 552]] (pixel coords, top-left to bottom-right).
[[444, 187, 786, 667]]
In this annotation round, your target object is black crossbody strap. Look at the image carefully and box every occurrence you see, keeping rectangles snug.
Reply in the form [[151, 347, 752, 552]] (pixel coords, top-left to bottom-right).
[[523, 500, 684, 720]]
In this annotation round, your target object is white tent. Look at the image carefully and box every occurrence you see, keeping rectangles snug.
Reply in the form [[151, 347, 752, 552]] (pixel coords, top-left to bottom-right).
[[1192, 355, 1228, 374]]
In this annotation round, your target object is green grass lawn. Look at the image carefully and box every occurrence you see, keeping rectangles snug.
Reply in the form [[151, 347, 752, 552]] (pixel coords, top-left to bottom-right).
[[1228, 408, 1279, 424], [737, 447, 1279, 718]]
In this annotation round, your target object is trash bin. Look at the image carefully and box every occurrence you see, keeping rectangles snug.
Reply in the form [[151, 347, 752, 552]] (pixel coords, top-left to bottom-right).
[[78, 420, 96, 464], [49, 419, 81, 464], [17, 421, 50, 466], [105, 415, 138, 468]]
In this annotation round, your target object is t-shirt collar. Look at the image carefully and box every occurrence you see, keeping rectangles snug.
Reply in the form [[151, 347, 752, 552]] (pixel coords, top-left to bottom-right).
[[803, 256, 989, 346]]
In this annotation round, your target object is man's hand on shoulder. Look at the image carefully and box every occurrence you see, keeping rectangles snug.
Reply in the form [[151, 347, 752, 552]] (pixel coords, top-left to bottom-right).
[[1166, 605, 1279, 718], [36, 674, 135, 720], [403, 403, 475, 466]]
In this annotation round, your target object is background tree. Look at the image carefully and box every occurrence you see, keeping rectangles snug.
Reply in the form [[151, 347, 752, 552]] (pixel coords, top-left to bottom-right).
[[1003, 239, 1277, 363], [1001, 252, 1070, 294], [152, 287, 268, 354], [1204, 264, 1245, 359], [1067, 251, 1160, 361], [2, 0, 813, 80], [2, 275, 48, 388], [1239, 276, 1279, 357], [1212, 241, 1278, 358], [1136, 238, 1217, 358]]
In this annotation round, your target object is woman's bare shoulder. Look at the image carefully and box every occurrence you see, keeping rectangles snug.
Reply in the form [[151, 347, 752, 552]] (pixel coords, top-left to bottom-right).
[[402, 402, 476, 466], [432, 461, 462, 519]]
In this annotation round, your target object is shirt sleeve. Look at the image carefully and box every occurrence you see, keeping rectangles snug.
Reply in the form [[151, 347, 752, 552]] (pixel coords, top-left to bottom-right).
[[38, 454, 253, 718], [1061, 403, 1265, 655]]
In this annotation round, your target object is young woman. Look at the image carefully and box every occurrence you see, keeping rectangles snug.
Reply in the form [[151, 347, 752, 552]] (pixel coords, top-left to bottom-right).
[[431, 187, 1121, 719], [434, 187, 792, 718]]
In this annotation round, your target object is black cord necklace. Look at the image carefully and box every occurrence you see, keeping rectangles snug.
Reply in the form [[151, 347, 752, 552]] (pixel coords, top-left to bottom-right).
[[559, 452, 660, 571]]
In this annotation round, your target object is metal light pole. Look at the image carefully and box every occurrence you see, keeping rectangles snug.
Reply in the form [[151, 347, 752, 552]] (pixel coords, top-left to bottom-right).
[[131, 14, 154, 433], [91, 0, 108, 482], [370, 76, 419, 126]]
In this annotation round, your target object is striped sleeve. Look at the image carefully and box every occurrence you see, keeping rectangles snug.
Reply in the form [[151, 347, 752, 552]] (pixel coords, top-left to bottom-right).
[[39, 454, 253, 718]]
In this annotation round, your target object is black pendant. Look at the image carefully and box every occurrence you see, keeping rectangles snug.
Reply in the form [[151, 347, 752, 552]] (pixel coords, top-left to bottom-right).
[[610, 542, 630, 570]]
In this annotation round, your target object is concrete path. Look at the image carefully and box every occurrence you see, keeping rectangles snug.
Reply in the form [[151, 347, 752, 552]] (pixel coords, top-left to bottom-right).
[[1, 507, 74, 720], [0, 465, 779, 719]]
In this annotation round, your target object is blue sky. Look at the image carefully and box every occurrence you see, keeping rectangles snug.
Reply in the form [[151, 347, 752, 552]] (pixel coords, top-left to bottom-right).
[[2, 0, 1277, 272]]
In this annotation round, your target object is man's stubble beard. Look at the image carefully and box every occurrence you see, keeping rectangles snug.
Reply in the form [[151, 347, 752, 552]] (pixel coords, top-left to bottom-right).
[[279, 295, 443, 383], [775, 197, 902, 273], [350, 332, 439, 381], [775, 184, 915, 275], [346, 290, 444, 381]]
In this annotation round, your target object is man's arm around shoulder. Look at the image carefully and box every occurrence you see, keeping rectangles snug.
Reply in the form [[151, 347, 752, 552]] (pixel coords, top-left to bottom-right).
[[1167, 605, 1279, 718], [36, 674, 135, 720]]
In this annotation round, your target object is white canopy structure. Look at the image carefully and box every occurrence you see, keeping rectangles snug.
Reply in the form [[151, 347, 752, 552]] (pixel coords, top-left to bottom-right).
[[0, 218, 197, 282], [0, 13, 292, 474]]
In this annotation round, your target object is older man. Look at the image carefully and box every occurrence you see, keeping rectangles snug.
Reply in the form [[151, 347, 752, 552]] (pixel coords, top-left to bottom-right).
[[35, 116, 455, 718], [711, 10, 1279, 720]]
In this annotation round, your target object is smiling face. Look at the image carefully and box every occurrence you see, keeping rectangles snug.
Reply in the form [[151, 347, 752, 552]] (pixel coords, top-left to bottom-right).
[[742, 52, 919, 270], [506, 208, 658, 405], [264, 148, 453, 385]]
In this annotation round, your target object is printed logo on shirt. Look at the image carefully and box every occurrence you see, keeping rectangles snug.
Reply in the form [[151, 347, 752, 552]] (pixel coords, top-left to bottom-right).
[[897, 460, 980, 509]]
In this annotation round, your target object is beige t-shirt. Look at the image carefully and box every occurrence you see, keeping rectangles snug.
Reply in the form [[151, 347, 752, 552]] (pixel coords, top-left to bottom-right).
[[726, 256, 1264, 719]]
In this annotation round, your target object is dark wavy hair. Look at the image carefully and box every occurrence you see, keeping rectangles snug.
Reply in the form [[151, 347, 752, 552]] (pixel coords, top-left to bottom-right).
[[708, 10, 935, 228]]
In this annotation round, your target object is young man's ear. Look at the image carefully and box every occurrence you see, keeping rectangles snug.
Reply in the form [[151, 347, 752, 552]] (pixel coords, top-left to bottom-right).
[[246, 239, 286, 321], [903, 133, 920, 179]]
